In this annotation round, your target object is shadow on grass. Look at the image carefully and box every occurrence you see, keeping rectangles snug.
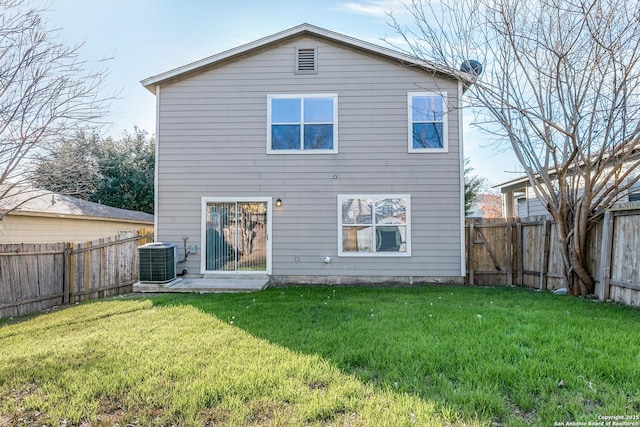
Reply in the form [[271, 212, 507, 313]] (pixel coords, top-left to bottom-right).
[[1, 296, 460, 426], [148, 285, 640, 426]]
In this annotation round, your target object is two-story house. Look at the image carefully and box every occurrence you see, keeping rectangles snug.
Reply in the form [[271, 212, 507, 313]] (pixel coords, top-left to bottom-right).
[[141, 23, 467, 286]]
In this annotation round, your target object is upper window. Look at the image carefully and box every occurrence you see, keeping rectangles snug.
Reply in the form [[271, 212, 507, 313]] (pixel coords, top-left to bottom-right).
[[267, 94, 338, 154], [408, 92, 448, 153], [338, 194, 411, 257]]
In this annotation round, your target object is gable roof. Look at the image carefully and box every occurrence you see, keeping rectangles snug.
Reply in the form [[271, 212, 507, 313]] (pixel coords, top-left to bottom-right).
[[141, 23, 464, 93], [0, 187, 154, 223]]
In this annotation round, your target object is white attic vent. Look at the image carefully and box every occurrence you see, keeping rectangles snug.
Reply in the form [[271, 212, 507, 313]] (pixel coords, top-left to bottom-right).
[[296, 47, 317, 73]]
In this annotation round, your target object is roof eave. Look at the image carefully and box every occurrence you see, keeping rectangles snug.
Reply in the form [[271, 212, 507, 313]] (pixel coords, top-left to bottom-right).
[[494, 176, 530, 192], [2, 209, 154, 224]]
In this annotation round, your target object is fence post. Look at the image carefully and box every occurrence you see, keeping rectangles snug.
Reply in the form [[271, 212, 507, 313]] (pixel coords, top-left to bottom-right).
[[468, 222, 475, 285], [84, 240, 92, 301], [505, 221, 513, 286], [143, 229, 153, 245], [597, 210, 614, 301], [539, 219, 551, 290], [516, 220, 523, 285], [63, 243, 72, 304], [69, 242, 78, 303]]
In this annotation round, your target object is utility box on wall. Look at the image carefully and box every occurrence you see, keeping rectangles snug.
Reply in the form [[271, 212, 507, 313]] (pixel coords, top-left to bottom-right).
[[138, 242, 177, 283]]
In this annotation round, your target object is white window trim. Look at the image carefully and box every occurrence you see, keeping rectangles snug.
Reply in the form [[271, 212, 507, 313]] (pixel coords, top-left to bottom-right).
[[267, 93, 338, 154], [408, 91, 448, 153], [337, 194, 411, 257]]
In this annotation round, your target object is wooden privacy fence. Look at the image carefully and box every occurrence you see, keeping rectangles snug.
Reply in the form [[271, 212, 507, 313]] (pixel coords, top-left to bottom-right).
[[465, 202, 640, 307], [0, 229, 153, 319], [598, 204, 640, 306]]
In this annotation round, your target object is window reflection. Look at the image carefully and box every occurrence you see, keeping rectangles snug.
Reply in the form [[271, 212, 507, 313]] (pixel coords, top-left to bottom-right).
[[410, 94, 445, 150], [340, 197, 408, 254], [269, 95, 336, 151]]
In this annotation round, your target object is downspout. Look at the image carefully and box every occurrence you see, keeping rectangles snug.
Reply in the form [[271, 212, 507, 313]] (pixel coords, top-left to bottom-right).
[[458, 81, 467, 278], [153, 84, 160, 241]]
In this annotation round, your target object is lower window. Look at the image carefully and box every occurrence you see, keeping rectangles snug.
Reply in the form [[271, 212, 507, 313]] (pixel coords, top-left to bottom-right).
[[338, 194, 410, 256]]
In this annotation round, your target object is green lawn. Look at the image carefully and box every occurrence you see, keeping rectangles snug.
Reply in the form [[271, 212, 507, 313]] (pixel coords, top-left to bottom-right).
[[1, 286, 638, 426]]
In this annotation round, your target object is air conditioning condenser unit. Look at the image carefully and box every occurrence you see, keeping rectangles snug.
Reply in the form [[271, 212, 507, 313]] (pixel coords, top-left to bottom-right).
[[138, 242, 177, 283]]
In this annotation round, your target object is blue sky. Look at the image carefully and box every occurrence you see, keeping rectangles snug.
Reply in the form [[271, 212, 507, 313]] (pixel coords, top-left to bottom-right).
[[44, 0, 522, 185]]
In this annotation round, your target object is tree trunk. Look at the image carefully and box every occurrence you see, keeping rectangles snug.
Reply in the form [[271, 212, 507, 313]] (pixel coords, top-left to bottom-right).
[[570, 199, 595, 295], [554, 212, 594, 296], [553, 217, 575, 294], [570, 247, 594, 295]]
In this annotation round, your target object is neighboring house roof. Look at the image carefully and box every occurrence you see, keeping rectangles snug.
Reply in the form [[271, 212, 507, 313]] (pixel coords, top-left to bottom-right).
[[141, 23, 470, 92], [495, 161, 640, 218], [0, 187, 154, 224], [496, 166, 640, 195], [495, 175, 531, 193], [495, 150, 640, 194]]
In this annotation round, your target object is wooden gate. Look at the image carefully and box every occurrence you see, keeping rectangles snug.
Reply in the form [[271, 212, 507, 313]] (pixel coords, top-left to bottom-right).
[[465, 217, 578, 290], [466, 219, 515, 286]]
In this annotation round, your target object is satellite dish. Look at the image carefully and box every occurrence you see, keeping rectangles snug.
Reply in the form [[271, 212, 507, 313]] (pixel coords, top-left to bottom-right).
[[460, 59, 483, 76]]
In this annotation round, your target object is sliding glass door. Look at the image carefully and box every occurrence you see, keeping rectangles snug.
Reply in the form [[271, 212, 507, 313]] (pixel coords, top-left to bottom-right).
[[203, 200, 270, 273]]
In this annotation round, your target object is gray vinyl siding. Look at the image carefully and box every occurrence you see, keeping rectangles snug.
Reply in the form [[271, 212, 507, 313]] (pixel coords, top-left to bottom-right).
[[518, 188, 553, 218], [155, 35, 463, 280], [517, 188, 550, 217]]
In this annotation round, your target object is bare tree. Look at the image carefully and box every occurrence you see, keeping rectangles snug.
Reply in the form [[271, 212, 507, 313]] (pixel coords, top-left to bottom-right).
[[389, 0, 640, 295], [0, 0, 108, 218]]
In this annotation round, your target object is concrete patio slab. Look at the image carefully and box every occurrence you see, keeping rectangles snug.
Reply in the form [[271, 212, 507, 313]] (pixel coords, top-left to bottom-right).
[[133, 277, 269, 293]]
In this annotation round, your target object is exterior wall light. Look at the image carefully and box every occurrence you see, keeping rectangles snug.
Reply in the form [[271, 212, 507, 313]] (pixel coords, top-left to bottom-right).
[[275, 198, 282, 207]]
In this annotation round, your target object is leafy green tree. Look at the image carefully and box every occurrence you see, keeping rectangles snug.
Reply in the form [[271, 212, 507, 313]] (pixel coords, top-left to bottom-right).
[[464, 159, 487, 216], [90, 128, 154, 214], [31, 127, 155, 214], [31, 131, 101, 199]]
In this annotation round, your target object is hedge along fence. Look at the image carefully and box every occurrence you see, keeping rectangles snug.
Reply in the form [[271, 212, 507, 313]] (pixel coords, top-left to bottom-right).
[[0, 229, 153, 319], [465, 202, 640, 307]]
